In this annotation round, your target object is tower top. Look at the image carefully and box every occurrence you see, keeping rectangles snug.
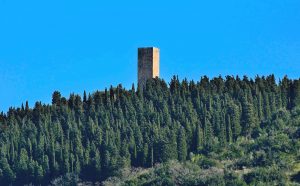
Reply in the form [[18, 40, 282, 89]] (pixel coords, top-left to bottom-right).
[[138, 47, 160, 87], [138, 47, 159, 49]]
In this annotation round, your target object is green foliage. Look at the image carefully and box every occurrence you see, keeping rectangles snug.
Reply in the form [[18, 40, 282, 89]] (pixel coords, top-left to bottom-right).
[[0, 75, 299, 185], [243, 166, 287, 185], [177, 128, 187, 161]]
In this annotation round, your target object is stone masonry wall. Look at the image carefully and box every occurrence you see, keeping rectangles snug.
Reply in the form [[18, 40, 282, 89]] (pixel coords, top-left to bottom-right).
[[138, 47, 160, 87]]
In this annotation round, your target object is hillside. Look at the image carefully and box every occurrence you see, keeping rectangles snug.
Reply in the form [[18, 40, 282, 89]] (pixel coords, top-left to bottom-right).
[[0, 75, 300, 185]]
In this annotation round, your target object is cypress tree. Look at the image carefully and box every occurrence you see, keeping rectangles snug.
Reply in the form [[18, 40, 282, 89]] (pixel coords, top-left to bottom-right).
[[242, 101, 255, 138], [177, 127, 187, 161], [292, 80, 300, 108], [195, 123, 204, 152], [204, 118, 213, 150], [52, 91, 61, 106], [0, 75, 299, 185]]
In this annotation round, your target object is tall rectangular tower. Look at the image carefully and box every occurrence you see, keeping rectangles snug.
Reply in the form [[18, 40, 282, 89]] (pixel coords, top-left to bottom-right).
[[138, 47, 160, 87]]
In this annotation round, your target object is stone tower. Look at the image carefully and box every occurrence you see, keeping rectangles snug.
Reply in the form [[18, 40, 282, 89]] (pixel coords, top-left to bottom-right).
[[138, 47, 160, 87]]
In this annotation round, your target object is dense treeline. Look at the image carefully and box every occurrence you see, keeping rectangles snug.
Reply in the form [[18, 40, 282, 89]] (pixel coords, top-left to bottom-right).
[[0, 75, 300, 185], [103, 107, 300, 185]]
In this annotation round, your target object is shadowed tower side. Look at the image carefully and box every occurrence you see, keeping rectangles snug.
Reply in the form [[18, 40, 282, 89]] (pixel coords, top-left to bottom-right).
[[138, 47, 160, 87]]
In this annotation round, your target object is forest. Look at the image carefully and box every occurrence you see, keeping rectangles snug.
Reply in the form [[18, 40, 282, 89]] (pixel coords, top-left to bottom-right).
[[0, 75, 300, 185]]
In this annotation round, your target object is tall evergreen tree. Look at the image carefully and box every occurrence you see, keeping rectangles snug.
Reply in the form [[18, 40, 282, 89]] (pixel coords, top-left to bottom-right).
[[177, 127, 187, 161], [0, 75, 299, 185], [52, 91, 61, 106]]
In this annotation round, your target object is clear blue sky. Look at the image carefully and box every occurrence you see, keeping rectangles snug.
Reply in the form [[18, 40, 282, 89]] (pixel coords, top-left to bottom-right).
[[0, 0, 300, 112]]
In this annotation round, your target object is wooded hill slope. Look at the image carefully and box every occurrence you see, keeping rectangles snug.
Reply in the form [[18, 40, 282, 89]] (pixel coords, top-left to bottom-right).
[[0, 75, 300, 185]]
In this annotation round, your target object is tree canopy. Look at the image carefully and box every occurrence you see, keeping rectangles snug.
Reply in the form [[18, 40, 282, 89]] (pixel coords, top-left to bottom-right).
[[0, 75, 299, 185]]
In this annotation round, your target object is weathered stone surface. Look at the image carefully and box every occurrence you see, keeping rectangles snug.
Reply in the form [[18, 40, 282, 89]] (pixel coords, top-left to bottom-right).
[[138, 47, 160, 87]]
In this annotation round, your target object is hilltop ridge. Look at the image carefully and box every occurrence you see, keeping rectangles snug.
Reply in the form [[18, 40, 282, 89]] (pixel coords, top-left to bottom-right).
[[0, 75, 300, 185]]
